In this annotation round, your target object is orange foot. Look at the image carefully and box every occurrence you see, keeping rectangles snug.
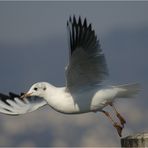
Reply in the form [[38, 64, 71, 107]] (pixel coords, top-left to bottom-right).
[[113, 122, 123, 137], [117, 113, 126, 127]]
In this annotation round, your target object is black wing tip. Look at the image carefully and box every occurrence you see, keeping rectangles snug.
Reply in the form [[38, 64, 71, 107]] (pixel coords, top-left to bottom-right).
[[68, 15, 88, 27], [0, 93, 9, 99], [0, 92, 11, 106], [9, 92, 20, 98], [83, 17, 87, 27], [67, 15, 98, 55], [0, 92, 22, 106]]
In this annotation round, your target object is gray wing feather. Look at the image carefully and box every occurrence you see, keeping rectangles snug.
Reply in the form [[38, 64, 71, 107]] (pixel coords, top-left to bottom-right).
[[66, 16, 108, 91], [0, 92, 47, 115]]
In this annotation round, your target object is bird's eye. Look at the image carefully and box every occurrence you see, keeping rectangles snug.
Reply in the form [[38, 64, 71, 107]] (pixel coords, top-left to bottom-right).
[[43, 87, 46, 91], [34, 87, 38, 91]]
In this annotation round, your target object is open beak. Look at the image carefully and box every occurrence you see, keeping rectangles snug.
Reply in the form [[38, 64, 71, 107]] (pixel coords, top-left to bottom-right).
[[20, 92, 33, 99]]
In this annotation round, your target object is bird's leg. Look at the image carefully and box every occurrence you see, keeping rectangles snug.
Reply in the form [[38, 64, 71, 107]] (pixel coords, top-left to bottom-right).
[[101, 110, 123, 137], [109, 102, 126, 127]]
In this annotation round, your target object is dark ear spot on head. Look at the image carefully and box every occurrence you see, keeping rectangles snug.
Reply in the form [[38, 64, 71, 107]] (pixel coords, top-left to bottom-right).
[[43, 87, 46, 91]]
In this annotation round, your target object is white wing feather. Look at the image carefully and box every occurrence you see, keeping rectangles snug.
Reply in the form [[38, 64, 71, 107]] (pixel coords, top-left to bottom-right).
[[0, 93, 47, 115]]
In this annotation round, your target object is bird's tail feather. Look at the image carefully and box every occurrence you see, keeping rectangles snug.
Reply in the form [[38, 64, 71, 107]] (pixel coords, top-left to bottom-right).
[[113, 83, 141, 98]]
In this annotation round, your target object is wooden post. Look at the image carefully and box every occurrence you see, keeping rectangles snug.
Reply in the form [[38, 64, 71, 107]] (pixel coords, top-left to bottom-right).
[[121, 133, 148, 147]]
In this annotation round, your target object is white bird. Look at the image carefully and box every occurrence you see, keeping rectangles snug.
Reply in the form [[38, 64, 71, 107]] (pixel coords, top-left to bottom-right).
[[0, 16, 140, 137]]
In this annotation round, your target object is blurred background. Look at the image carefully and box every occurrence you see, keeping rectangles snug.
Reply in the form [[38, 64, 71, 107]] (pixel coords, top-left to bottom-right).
[[0, 1, 148, 147]]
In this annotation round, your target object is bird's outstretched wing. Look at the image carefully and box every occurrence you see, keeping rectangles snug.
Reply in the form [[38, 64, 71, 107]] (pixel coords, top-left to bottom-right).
[[66, 16, 108, 92], [0, 92, 47, 115]]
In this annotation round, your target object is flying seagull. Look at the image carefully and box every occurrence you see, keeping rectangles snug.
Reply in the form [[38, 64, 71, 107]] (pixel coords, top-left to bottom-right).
[[0, 16, 140, 137]]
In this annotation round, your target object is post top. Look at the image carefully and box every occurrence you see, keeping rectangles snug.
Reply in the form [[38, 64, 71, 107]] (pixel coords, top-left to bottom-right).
[[123, 132, 148, 139]]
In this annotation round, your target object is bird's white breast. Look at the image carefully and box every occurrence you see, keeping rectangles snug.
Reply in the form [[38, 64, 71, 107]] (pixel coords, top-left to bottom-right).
[[45, 87, 80, 114], [45, 86, 117, 114]]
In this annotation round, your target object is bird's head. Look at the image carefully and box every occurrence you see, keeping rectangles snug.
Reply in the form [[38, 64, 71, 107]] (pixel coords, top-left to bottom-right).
[[21, 82, 52, 99]]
